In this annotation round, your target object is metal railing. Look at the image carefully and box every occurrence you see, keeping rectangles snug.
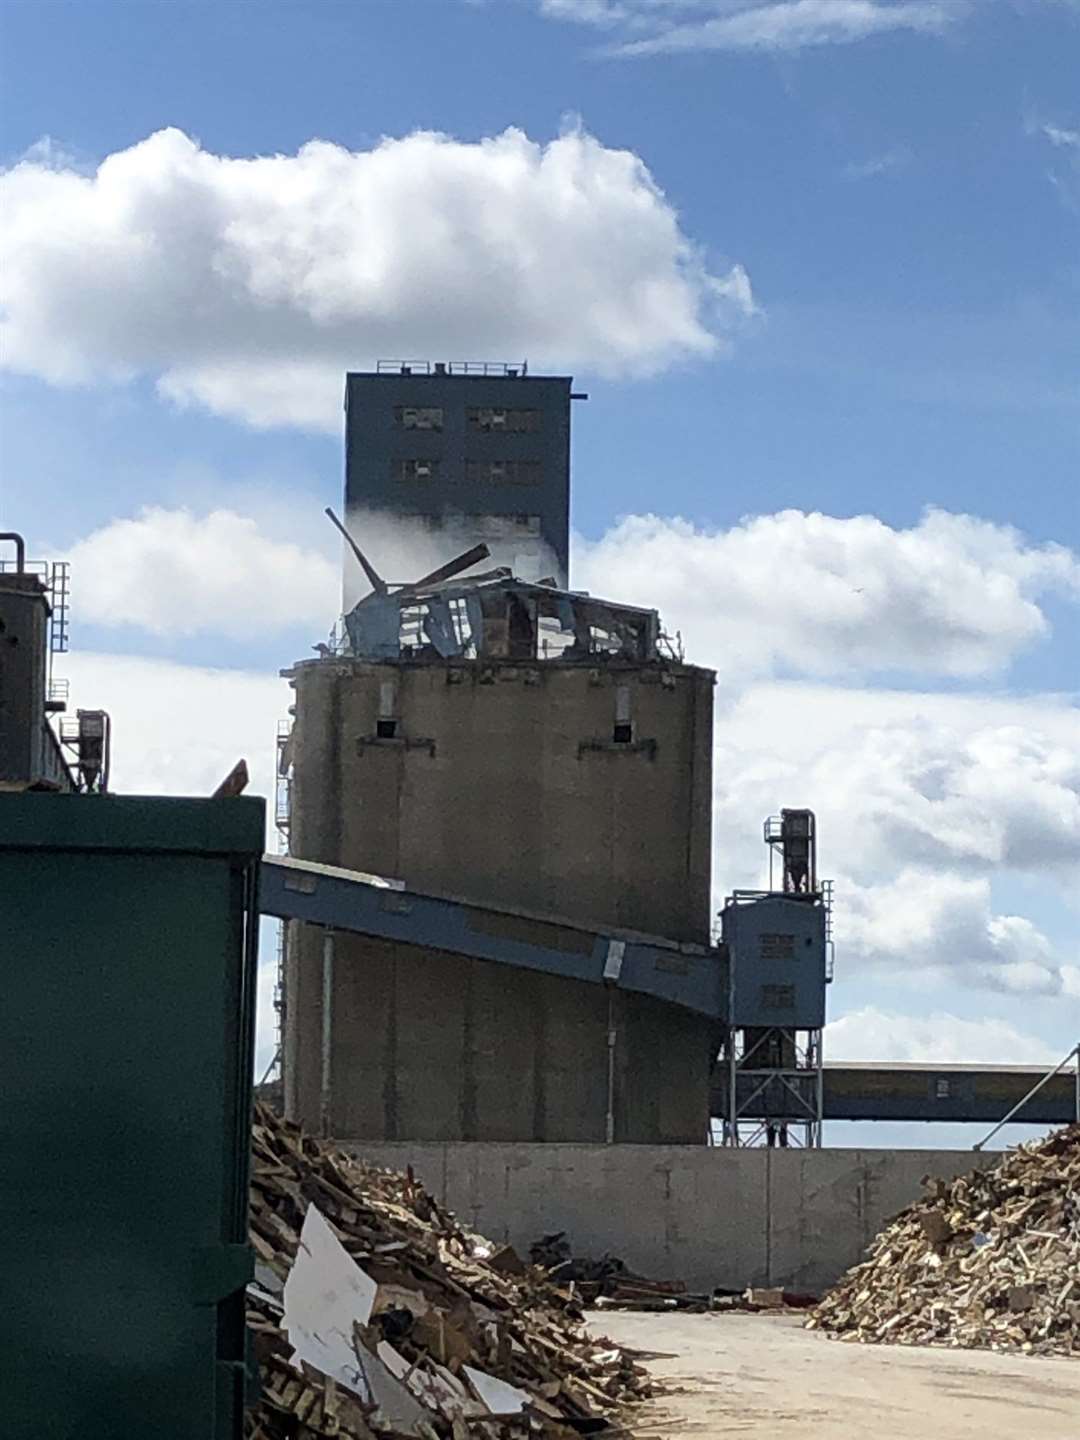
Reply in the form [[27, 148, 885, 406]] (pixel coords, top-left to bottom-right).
[[821, 878, 835, 982], [49, 561, 70, 653], [375, 359, 529, 377], [2, 559, 70, 697], [972, 1041, 1080, 1150], [274, 719, 292, 844]]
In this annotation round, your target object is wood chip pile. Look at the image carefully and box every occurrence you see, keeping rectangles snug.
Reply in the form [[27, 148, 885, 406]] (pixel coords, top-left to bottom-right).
[[807, 1124, 1080, 1356], [246, 1106, 650, 1438]]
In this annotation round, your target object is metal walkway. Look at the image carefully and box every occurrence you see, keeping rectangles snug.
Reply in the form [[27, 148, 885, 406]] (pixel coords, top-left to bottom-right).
[[709, 1062, 1078, 1126], [260, 854, 725, 1020]]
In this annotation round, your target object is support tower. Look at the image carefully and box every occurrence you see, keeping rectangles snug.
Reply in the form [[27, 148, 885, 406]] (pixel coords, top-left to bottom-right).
[[719, 809, 833, 1147]]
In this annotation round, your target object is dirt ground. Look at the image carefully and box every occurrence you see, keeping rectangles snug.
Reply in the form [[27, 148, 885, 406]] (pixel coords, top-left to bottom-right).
[[590, 1310, 1080, 1440]]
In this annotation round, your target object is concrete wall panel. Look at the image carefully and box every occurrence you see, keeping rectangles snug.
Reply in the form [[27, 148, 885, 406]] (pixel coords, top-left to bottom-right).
[[346, 1142, 998, 1293], [289, 659, 715, 944], [296, 930, 716, 1143], [766, 1149, 997, 1293]]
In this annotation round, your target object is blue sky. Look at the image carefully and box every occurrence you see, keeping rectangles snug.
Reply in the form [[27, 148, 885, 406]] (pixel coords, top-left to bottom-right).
[[1, 0, 1078, 1128]]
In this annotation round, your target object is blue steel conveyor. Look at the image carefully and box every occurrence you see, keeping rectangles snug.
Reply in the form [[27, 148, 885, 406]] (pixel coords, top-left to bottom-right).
[[258, 855, 1076, 1126], [259, 853, 725, 1020]]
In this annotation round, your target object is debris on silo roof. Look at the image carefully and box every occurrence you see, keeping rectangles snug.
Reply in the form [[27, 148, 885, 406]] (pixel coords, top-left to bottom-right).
[[807, 1124, 1080, 1356], [246, 1106, 650, 1438]]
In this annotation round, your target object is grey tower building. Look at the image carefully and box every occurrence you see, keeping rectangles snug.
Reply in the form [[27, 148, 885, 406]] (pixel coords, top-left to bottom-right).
[[344, 363, 575, 588]]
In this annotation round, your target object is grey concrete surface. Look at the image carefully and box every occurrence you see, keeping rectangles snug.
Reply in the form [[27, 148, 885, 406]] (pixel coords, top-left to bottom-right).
[[284, 655, 717, 1143], [347, 1141, 998, 1291], [287, 657, 715, 941], [592, 1312, 1080, 1439]]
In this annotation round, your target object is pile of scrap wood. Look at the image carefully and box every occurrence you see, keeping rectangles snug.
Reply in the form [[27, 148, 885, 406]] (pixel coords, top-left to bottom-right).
[[529, 1233, 705, 1311], [528, 1234, 684, 1307], [246, 1106, 650, 1438], [592, 1285, 816, 1316], [528, 1234, 814, 1315], [807, 1124, 1080, 1356]]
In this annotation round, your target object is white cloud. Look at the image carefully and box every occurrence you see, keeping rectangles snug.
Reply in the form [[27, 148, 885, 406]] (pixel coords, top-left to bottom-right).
[[15, 135, 82, 170], [56, 500, 564, 634], [574, 507, 1080, 681], [540, 0, 636, 22], [542, 0, 957, 54], [842, 145, 913, 181], [65, 502, 1080, 669], [786, 713, 1080, 875], [1025, 111, 1080, 215], [1043, 122, 1080, 150], [0, 125, 752, 432], [52, 492, 1080, 1001], [826, 1006, 1059, 1064], [256, 926, 281, 1082], [711, 686, 1080, 876], [839, 868, 1067, 994], [64, 507, 339, 637], [711, 683, 1080, 993], [62, 651, 288, 807]]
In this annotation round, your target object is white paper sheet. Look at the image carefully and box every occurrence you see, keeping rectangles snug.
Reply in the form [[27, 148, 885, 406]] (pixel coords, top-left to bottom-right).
[[282, 1203, 378, 1400], [463, 1364, 531, 1415]]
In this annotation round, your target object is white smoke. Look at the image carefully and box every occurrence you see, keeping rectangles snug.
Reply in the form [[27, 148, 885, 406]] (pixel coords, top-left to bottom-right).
[[341, 507, 563, 611]]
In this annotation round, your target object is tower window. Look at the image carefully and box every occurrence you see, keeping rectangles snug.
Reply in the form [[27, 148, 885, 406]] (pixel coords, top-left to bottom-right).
[[393, 458, 439, 482], [465, 459, 542, 486], [394, 406, 443, 431], [466, 407, 541, 434], [613, 684, 632, 742]]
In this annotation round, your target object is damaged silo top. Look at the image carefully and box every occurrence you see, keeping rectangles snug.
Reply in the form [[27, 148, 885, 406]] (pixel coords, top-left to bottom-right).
[[324, 507, 669, 664], [345, 572, 664, 664]]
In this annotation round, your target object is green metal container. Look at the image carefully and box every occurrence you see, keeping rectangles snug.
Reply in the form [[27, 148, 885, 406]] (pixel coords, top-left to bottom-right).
[[0, 794, 265, 1440]]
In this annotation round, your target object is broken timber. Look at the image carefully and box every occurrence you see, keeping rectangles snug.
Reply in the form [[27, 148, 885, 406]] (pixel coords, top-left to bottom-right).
[[246, 1106, 650, 1438], [808, 1123, 1080, 1356]]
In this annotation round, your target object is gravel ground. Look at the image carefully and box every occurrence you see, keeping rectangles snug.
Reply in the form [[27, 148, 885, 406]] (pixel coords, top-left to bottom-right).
[[589, 1310, 1080, 1439]]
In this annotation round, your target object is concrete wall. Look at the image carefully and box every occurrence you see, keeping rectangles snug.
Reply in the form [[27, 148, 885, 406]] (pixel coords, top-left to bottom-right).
[[283, 654, 717, 1144], [285, 929, 717, 1144], [288, 657, 715, 943], [344, 1141, 999, 1294]]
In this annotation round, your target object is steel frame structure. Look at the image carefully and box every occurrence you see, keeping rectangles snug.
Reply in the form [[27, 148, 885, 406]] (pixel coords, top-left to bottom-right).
[[721, 1024, 824, 1148]]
